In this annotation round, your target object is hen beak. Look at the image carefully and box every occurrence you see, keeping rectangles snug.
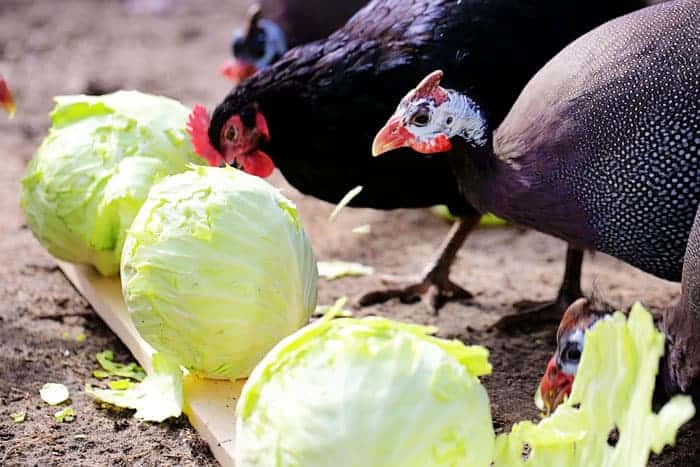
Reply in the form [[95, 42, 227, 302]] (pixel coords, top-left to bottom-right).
[[537, 357, 574, 415], [220, 59, 258, 85], [372, 116, 411, 157], [0, 77, 15, 118]]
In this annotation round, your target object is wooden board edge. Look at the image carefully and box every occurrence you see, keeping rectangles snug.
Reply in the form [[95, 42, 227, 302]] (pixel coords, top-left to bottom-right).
[[57, 261, 240, 466]]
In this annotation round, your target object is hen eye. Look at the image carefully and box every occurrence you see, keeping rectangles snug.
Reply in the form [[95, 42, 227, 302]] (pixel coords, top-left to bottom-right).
[[411, 110, 430, 127], [225, 126, 237, 141]]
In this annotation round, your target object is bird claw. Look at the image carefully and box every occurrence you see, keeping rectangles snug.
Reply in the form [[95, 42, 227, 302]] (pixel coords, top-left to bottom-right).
[[356, 276, 472, 314]]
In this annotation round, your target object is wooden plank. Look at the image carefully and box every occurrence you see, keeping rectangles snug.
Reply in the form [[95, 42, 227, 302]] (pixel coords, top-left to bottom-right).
[[57, 261, 240, 466]]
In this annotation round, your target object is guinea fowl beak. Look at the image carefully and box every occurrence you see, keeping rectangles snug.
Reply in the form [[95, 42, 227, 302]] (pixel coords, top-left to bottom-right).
[[372, 116, 412, 157], [220, 59, 258, 85], [536, 356, 574, 414], [0, 77, 15, 118]]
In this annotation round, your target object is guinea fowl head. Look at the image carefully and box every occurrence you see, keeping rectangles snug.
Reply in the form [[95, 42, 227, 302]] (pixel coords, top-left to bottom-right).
[[0, 75, 15, 118], [372, 70, 487, 157], [537, 297, 613, 414], [187, 102, 274, 178], [220, 4, 287, 85]]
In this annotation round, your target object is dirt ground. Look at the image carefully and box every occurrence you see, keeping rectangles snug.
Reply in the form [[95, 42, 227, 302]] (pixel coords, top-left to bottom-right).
[[0, 0, 697, 465]]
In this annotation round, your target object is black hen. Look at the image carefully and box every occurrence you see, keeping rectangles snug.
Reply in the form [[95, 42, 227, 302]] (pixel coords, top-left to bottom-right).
[[202, 0, 655, 315], [223, 0, 367, 83]]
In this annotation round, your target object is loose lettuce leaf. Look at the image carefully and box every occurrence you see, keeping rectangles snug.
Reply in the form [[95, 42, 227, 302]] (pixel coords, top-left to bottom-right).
[[21, 91, 206, 275], [312, 296, 354, 318], [86, 353, 183, 423], [54, 407, 76, 423], [317, 260, 374, 280], [236, 315, 494, 467], [493, 303, 695, 466], [10, 412, 26, 423], [95, 350, 146, 381], [352, 224, 371, 235], [40, 383, 70, 405]]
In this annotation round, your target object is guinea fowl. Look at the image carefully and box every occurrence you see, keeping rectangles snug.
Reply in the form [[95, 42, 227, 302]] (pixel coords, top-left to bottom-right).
[[373, 0, 699, 397], [0, 75, 14, 117], [192, 0, 655, 316], [221, 0, 366, 84]]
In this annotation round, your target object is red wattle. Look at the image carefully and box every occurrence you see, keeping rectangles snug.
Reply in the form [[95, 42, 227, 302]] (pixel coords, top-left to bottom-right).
[[187, 104, 225, 167], [241, 150, 275, 178], [413, 134, 452, 154]]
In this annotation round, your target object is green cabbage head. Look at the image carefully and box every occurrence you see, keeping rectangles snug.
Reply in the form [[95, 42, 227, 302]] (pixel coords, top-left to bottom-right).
[[21, 91, 205, 275], [121, 166, 318, 380], [236, 314, 494, 467]]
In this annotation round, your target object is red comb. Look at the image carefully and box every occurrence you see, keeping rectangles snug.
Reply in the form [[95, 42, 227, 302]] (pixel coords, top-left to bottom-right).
[[187, 104, 225, 167]]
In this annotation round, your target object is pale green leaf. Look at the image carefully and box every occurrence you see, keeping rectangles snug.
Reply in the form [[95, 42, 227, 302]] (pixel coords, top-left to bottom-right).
[[493, 303, 695, 467], [329, 185, 363, 222], [86, 353, 183, 422], [95, 350, 145, 381], [40, 383, 70, 405], [317, 261, 373, 280], [54, 407, 76, 423], [351, 224, 371, 235]]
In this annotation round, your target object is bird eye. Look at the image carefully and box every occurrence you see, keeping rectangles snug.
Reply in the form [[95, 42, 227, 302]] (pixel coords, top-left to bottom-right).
[[225, 126, 237, 141], [411, 109, 430, 127], [562, 343, 582, 363]]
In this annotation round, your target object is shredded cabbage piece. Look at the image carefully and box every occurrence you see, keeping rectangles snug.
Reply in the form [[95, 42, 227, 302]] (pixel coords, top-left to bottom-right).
[[95, 350, 145, 381], [86, 353, 183, 423], [352, 224, 371, 235], [313, 297, 353, 317], [494, 303, 695, 466], [317, 260, 374, 280], [40, 383, 70, 405], [329, 185, 363, 221], [54, 407, 76, 423]]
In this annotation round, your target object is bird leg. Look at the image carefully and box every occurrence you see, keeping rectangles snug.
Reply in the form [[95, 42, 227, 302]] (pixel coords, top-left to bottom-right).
[[492, 246, 584, 330], [659, 207, 700, 400], [356, 213, 480, 313]]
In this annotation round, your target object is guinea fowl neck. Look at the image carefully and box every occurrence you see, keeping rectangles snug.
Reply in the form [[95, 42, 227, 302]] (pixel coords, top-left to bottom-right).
[[448, 134, 592, 247], [448, 136, 521, 213]]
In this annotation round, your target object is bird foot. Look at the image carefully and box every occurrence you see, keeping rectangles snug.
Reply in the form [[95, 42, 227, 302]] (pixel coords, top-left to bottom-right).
[[356, 274, 473, 313], [491, 298, 570, 331]]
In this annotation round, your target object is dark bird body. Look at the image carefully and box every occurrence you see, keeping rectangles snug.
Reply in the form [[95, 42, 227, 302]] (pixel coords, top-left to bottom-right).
[[374, 0, 699, 400], [209, 0, 657, 312], [474, 0, 700, 282], [215, 0, 653, 212], [259, 0, 367, 48]]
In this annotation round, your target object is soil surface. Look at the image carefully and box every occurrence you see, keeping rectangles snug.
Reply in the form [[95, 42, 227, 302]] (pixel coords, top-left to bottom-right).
[[1, 1, 697, 465]]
